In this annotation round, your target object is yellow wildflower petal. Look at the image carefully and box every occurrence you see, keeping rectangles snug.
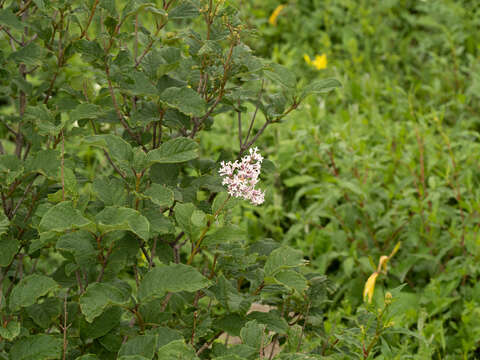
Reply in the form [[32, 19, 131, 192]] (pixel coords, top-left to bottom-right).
[[312, 54, 327, 70], [363, 272, 379, 303], [377, 255, 389, 273], [269, 5, 285, 26], [303, 54, 312, 65]]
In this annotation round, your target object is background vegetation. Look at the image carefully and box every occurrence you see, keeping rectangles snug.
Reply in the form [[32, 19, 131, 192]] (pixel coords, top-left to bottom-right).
[[1, 0, 480, 359]]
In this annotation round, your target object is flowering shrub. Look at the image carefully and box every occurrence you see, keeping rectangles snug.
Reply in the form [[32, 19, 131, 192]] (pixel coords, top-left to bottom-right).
[[0, 0, 340, 358], [219, 147, 265, 205]]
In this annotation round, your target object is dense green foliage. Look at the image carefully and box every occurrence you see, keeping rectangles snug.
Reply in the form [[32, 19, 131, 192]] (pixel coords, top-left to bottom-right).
[[2, 0, 480, 358], [223, 0, 480, 358], [0, 0, 341, 359]]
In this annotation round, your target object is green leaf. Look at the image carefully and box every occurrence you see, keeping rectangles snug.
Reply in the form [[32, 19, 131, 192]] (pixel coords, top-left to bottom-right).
[[76, 355, 99, 360], [143, 209, 175, 235], [26, 297, 62, 328], [247, 311, 289, 334], [146, 138, 199, 164], [139, 263, 210, 302], [283, 175, 315, 187], [25, 105, 61, 136], [84, 134, 133, 166], [300, 78, 341, 100], [0, 236, 19, 267], [0, 320, 20, 341], [69, 103, 103, 123], [0, 9, 24, 31], [274, 270, 308, 294], [264, 246, 306, 276], [150, 163, 179, 186], [214, 314, 245, 336], [0, 154, 24, 185], [174, 203, 206, 238], [211, 192, 237, 214], [39, 201, 91, 233], [95, 206, 150, 240], [92, 177, 127, 206], [100, 0, 117, 16], [122, 1, 167, 19], [118, 335, 157, 359], [9, 274, 58, 311], [8, 42, 46, 66], [25, 149, 60, 178], [80, 306, 122, 339], [10, 334, 62, 360], [264, 63, 296, 89], [285, 324, 303, 353], [56, 230, 96, 267], [204, 225, 245, 247], [144, 184, 174, 207], [80, 282, 131, 322], [157, 340, 198, 360], [125, 71, 158, 96], [160, 87, 206, 117], [156, 47, 182, 77], [74, 39, 104, 63], [240, 320, 264, 350], [168, 1, 199, 19]]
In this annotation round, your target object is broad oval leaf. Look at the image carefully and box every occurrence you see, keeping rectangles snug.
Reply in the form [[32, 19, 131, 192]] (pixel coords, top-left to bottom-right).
[[95, 206, 150, 240], [10, 334, 62, 360], [264, 246, 307, 276], [10, 274, 58, 311], [139, 263, 210, 302], [264, 63, 296, 89], [80, 282, 131, 322], [160, 87, 206, 117], [39, 201, 91, 233], [300, 78, 341, 100], [146, 137, 199, 165], [144, 184, 174, 207]]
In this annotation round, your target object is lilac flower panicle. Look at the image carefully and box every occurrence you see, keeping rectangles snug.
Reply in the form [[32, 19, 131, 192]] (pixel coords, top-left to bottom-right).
[[218, 147, 265, 205]]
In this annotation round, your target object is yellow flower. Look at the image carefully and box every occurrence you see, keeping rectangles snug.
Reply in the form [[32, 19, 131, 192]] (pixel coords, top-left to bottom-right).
[[363, 272, 379, 303], [303, 54, 327, 70], [363, 242, 401, 303], [377, 255, 389, 273], [269, 5, 285, 26]]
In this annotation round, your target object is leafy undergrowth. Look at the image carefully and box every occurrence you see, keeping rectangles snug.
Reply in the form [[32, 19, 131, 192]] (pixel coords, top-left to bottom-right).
[[202, 0, 480, 358]]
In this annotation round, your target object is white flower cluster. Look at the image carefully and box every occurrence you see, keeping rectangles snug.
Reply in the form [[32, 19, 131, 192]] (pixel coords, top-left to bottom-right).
[[218, 147, 265, 205]]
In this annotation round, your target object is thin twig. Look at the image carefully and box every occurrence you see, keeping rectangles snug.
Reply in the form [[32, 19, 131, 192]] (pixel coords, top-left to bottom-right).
[[10, 174, 38, 218], [61, 129, 65, 201], [237, 101, 242, 149], [134, 22, 166, 68], [103, 150, 128, 181], [96, 242, 115, 282], [296, 300, 311, 352], [242, 80, 265, 150], [61, 290, 71, 360], [1, 27, 22, 45], [104, 62, 147, 151], [75, 270, 84, 294], [160, 292, 173, 311], [196, 331, 224, 355], [79, 0, 99, 39]]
